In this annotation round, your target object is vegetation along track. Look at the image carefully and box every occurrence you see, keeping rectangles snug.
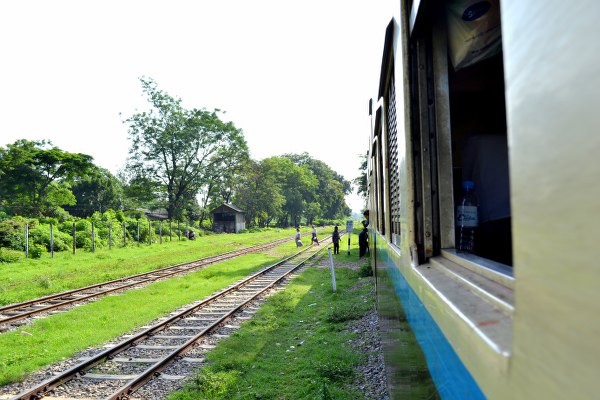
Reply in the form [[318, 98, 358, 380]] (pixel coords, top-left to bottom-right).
[[0, 235, 302, 331], [7, 236, 332, 400]]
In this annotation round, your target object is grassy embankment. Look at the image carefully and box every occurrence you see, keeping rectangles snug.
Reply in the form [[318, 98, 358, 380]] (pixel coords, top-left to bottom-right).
[[0, 236, 304, 385], [168, 242, 439, 399], [168, 263, 375, 400], [0, 228, 297, 306], [1, 228, 437, 398]]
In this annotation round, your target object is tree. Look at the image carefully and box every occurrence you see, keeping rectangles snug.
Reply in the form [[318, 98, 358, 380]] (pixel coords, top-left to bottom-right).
[[196, 135, 249, 225], [119, 171, 164, 212], [124, 78, 249, 220], [65, 167, 124, 217], [0, 139, 94, 217], [283, 153, 351, 220], [354, 152, 368, 203], [265, 157, 318, 227], [234, 159, 285, 228]]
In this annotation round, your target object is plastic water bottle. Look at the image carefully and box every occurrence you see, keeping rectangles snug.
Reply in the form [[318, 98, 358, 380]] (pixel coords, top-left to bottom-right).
[[456, 180, 479, 253]]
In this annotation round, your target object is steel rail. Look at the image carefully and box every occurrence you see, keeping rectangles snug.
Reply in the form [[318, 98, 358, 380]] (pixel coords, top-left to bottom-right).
[[0, 236, 297, 327], [107, 246, 325, 400], [9, 239, 330, 400]]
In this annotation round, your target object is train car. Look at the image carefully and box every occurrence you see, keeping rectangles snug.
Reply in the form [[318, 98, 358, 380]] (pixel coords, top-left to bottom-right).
[[367, 1, 600, 398]]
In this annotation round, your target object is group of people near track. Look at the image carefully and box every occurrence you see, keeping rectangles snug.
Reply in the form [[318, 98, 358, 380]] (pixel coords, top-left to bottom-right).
[[293, 212, 370, 257], [294, 224, 367, 257], [294, 225, 320, 247]]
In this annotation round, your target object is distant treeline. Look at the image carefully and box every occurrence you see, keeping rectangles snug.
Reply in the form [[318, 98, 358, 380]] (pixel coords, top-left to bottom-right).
[[0, 78, 353, 236]]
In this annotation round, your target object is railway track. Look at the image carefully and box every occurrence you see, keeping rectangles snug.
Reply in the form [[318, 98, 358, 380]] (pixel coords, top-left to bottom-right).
[[0, 236, 302, 331], [7, 236, 331, 400]]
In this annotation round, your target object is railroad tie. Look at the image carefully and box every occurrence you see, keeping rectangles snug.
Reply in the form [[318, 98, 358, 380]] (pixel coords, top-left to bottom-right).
[[168, 325, 208, 330], [111, 357, 162, 363], [83, 373, 139, 381], [181, 357, 205, 363], [136, 344, 180, 350]]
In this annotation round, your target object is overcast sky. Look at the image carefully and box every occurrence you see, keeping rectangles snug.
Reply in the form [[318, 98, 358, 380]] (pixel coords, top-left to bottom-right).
[[0, 0, 392, 212]]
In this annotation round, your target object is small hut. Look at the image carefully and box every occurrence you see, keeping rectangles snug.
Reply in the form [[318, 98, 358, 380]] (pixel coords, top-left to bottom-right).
[[211, 203, 246, 233]]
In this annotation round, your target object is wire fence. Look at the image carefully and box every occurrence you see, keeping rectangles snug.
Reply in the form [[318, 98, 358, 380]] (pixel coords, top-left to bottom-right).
[[14, 220, 202, 259]]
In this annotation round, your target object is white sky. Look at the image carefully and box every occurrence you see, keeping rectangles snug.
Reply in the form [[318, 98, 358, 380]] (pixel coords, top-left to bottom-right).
[[0, 0, 392, 213]]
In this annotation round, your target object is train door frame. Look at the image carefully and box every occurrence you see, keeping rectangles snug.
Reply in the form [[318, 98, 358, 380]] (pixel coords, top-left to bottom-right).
[[405, 1, 455, 264]]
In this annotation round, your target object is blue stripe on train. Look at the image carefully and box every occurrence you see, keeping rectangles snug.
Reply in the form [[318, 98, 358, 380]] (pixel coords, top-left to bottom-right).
[[388, 264, 486, 400]]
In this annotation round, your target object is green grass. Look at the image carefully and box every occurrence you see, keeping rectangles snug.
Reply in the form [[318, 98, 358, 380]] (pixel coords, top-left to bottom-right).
[[168, 265, 376, 400], [0, 242, 301, 386], [0, 228, 297, 306]]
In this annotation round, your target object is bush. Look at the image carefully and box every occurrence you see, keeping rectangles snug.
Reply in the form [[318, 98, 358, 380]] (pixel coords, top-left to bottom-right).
[[29, 244, 45, 259], [29, 224, 71, 252], [358, 263, 373, 277], [0, 217, 33, 251], [0, 248, 23, 263], [45, 206, 72, 222]]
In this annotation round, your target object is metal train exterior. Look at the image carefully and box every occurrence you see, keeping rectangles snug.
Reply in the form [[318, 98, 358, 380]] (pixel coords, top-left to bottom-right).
[[367, 1, 600, 399]]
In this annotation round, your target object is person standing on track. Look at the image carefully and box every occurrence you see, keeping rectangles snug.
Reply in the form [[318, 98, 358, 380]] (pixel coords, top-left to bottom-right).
[[311, 225, 320, 245], [359, 227, 369, 257], [332, 225, 340, 254], [295, 227, 303, 247]]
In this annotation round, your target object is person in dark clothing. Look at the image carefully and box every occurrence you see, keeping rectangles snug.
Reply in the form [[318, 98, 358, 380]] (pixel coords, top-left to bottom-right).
[[332, 225, 340, 254], [362, 210, 369, 228], [359, 227, 368, 257]]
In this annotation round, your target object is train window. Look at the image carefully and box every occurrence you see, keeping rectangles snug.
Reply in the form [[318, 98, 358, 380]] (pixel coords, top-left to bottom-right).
[[374, 108, 386, 235], [409, 0, 513, 267], [385, 71, 401, 247], [446, 4, 512, 266]]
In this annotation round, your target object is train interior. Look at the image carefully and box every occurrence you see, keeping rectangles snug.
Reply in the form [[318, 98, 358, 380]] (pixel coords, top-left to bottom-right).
[[446, 3, 512, 267]]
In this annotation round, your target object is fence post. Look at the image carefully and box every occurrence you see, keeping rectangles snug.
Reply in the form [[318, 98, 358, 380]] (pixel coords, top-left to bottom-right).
[[137, 222, 140, 246], [169, 220, 172, 242], [328, 248, 337, 292], [159, 221, 163, 244], [72, 223, 76, 254], [91, 222, 95, 253], [123, 222, 127, 247], [50, 223, 54, 258], [178, 221, 181, 241], [108, 222, 112, 249], [148, 220, 152, 245], [25, 223, 29, 259]]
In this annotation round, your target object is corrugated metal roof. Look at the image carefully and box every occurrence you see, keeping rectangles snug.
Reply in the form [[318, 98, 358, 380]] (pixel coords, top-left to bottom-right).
[[211, 203, 245, 214]]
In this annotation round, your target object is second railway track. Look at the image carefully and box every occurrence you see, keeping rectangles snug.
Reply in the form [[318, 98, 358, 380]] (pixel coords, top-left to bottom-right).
[[6, 236, 333, 400], [0, 235, 306, 331]]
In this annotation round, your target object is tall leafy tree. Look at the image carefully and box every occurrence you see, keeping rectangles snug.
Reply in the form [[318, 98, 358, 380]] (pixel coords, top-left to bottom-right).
[[65, 167, 124, 217], [196, 135, 249, 225], [283, 153, 351, 221], [119, 170, 164, 212], [124, 78, 249, 220], [234, 159, 285, 228], [354, 152, 368, 203], [262, 157, 317, 227], [0, 139, 94, 217]]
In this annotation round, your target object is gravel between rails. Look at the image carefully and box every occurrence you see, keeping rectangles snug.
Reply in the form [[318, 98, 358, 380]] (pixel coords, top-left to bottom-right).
[[0, 256, 390, 400]]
